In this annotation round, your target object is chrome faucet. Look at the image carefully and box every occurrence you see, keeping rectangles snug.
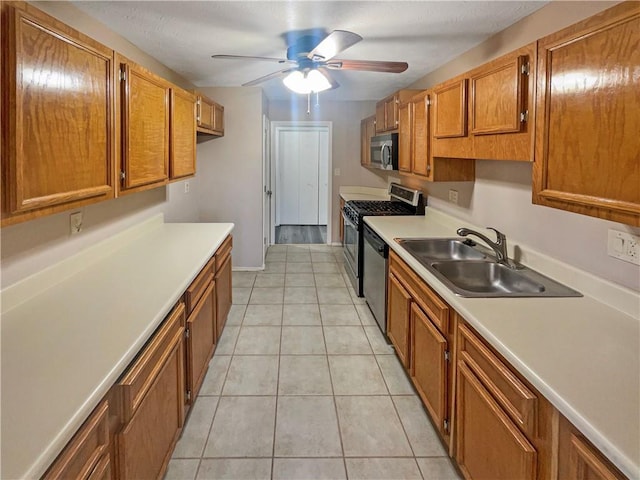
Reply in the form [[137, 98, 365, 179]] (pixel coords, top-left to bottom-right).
[[457, 227, 514, 267]]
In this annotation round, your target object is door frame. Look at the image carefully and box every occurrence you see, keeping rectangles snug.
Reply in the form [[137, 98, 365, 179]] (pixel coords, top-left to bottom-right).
[[262, 114, 271, 261], [270, 121, 333, 244]]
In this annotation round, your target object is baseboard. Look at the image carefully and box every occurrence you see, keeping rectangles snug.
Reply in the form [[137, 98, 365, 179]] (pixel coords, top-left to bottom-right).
[[233, 266, 265, 272]]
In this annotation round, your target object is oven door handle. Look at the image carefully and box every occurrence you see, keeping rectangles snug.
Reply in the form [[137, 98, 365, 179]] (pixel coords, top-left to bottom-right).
[[342, 210, 356, 229]]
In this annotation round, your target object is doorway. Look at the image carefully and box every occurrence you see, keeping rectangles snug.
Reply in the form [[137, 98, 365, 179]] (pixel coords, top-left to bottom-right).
[[271, 121, 332, 244]]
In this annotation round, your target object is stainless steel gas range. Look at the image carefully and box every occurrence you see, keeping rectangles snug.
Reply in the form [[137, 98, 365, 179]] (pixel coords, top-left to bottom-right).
[[341, 183, 425, 297]]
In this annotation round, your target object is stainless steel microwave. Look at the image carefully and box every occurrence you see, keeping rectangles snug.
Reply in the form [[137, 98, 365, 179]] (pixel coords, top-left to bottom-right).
[[370, 133, 399, 171]]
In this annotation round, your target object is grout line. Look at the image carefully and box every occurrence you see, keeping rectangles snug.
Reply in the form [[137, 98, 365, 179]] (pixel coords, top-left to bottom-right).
[[270, 315, 284, 479]]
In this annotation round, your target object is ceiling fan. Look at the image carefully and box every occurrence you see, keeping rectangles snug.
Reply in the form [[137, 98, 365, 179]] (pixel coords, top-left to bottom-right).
[[212, 30, 408, 94]]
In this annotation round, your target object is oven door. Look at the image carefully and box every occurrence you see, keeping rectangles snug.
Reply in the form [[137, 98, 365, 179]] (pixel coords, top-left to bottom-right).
[[342, 211, 359, 289]]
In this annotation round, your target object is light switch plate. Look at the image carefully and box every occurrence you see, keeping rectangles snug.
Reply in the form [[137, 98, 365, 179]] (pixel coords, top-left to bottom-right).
[[70, 211, 83, 235], [607, 229, 640, 265]]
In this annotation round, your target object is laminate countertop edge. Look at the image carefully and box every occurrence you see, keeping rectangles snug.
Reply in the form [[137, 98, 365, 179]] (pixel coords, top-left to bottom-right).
[[364, 212, 639, 479], [1, 221, 234, 479]]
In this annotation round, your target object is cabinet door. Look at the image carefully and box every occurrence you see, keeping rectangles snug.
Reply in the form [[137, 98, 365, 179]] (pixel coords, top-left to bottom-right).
[[411, 94, 431, 177], [360, 118, 370, 167], [212, 102, 224, 135], [119, 58, 170, 191], [410, 304, 448, 435], [2, 4, 114, 219], [397, 102, 412, 173], [170, 87, 196, 180], [375, 101, 386, 133], [470, 55, 527, 135], [116, 316, 185, 480], [385, 95, 398, 130], [186, 281, 216, 403], [387, 271, 412, 368], [42, 401, 110, 480], [456, 360, 537, 480], [215, 251, 232, 340], [433, 79, 467, 138], [197, 96, 214, 130], [533, 3, 640, 226]]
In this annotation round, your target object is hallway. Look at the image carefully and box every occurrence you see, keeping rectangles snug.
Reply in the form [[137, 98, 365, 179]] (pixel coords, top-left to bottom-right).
[[165, 244, 460, 480]]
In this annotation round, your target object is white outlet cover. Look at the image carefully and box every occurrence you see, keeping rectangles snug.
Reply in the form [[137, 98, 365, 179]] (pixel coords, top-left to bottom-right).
[[70, 212, 83, 235], [607, 229, 640, 266]]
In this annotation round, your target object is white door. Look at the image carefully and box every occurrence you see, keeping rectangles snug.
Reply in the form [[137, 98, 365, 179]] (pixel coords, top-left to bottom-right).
[[262, 115, 271, 259], [277, 128, 324, 225]]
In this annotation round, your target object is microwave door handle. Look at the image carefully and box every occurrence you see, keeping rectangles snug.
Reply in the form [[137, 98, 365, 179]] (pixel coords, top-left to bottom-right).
[[382, 144, 391, 169]]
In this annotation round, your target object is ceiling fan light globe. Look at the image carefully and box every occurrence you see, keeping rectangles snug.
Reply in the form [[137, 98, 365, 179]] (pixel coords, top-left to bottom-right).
[[283, 69, 331, 94]]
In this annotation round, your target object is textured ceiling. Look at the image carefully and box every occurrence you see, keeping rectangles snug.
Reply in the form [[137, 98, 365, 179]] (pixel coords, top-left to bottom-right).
[[73, 1, 547, 101]]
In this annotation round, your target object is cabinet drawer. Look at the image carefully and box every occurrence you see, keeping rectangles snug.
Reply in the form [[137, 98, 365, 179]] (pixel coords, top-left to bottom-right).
[[185, 257, 214, 313], [389, 251, 449, 334], [116, 302, 186, 423], [87, 455, 111, 480], [215, 235, 232, 271], [458, 322, 537, 437], [42, 401, 109, 480]]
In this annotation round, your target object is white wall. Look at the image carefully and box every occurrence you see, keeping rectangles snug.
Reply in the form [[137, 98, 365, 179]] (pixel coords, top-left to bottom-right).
[[268, 98, 391, 243], [0, 2, 200, 289], [196, 87, 265, 269], [401, 0, 640, 292]]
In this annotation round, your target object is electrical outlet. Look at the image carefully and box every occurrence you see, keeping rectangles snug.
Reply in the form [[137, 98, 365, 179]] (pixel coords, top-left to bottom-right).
[[448, 189, 459, 204], [70, 211, 83, 235], [184, 181, 190, 194], [334, 168, 341, 177], [607, 229, 640, 265]]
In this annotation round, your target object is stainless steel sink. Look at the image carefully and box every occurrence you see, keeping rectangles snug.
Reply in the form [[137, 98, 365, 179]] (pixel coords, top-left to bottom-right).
[[396, 237, 582, 298], [397, 238, 487, 261], [430, 261, 545, 295]]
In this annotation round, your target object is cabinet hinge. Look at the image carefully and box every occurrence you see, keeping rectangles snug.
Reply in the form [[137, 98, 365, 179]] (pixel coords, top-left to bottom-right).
[[119, 171, 126, 181], [426, 97, 432, 106], [186, 390, 191, 402], [444, 350, 450, 362], [185, 327, 190, 339], [119, 69, 126, 81], [520, 110, 529, 123], [444, 418, 450, 432], [521, 62, 530, 76]]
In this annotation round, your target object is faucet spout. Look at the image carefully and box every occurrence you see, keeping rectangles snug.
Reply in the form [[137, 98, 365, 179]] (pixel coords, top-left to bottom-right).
[[457, 227, 512, 266]]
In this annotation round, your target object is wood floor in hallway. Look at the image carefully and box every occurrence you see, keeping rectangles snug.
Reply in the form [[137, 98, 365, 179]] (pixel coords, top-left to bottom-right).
[[275, 225, 327, 244]]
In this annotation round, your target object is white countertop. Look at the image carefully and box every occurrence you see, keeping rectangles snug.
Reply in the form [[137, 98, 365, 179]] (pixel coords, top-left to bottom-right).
[[339, 185, 389, 202], [365, 211, 639, 479], [0, 216, 234, 479]]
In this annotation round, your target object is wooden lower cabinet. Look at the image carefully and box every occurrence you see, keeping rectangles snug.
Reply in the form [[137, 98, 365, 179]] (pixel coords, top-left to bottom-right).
[[215, 236, 233, 339], [42, 401, 110, 480], [386, 271, 412, 367], [410, 303, 449, 437], [558, 415, 626, 480], [455, 360, 537, 480], [186, 281, 216, 404], [115, 303, 185, 480]]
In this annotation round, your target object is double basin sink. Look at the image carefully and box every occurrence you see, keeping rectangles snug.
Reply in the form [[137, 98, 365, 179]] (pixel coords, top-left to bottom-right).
[[396, 238, 582, 298]]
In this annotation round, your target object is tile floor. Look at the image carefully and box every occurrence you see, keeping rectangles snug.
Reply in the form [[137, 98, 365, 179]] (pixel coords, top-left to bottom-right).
[[166, 244, 461, 480]]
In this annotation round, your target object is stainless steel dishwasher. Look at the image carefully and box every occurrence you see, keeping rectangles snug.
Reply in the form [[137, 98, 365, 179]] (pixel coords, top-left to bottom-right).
[[362, 222, 389, 336]]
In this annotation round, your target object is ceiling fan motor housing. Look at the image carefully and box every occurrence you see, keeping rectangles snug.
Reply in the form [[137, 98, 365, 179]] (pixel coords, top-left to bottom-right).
[[286, 35, 325, 60]]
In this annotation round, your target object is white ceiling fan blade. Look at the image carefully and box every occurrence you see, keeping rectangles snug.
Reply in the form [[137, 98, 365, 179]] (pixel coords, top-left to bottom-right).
[[307, 30, 362, 61], [242, 68, 298, 87], [212, 54, 296, 65]]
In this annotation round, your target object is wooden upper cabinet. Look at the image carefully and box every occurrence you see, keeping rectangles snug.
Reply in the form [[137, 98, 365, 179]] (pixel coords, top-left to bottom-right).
[[170, 86, 196, 180], [196, 93, 224, 136], [360, 115, 375, 167], [533, 2, 640, 226], [1, 3, 115, 226], [470, 55, 528, 135], [117, 55, 170, 193], [433, 78, 467, 139], [375, 90, 420, 134], [410, 92, 430, 177], [397, 102, 412, 173]]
